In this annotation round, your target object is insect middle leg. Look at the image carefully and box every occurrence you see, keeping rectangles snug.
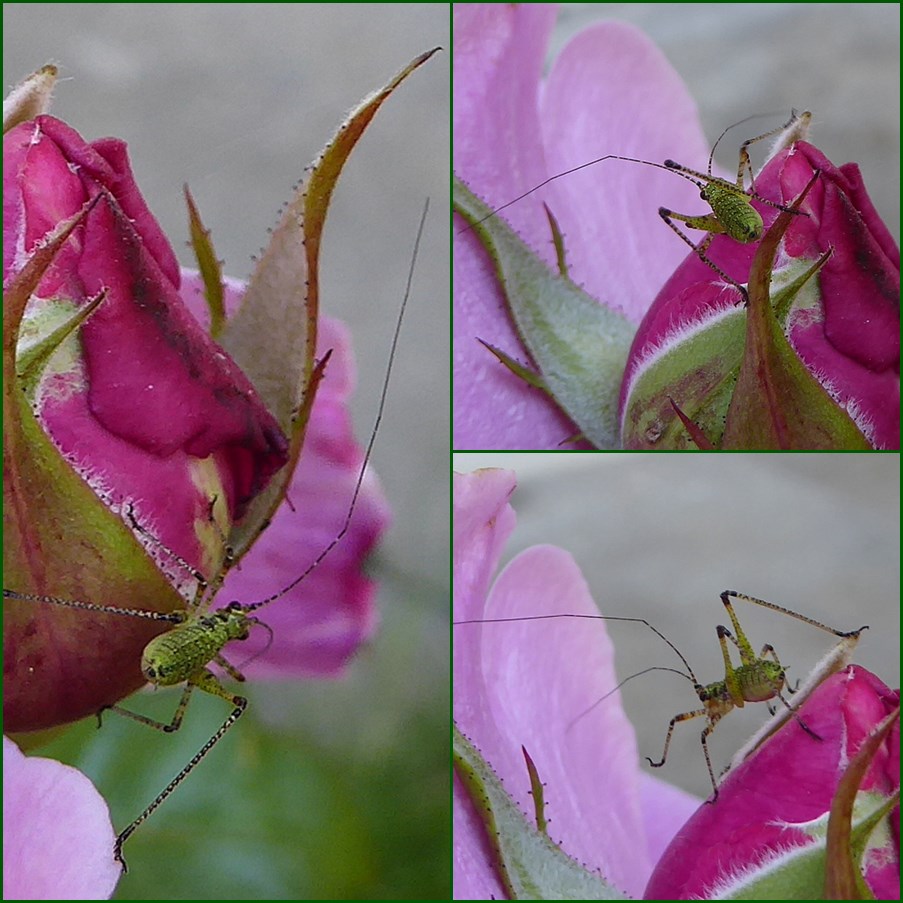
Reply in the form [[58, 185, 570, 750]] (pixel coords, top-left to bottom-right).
[[736, 111, 811, 195], [96, 652, 244, 733], [754, 642, 822, 740], [97, 683, 197, 734]]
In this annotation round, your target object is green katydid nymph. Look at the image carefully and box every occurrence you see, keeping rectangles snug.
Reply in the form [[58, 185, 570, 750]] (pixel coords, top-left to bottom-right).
[[462, 109, 813, 301], [455, 589, 866, 800]]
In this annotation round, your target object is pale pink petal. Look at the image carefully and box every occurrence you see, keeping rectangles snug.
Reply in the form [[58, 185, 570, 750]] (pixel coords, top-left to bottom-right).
[[454, 469, 706, 897], [453, 4, 573, 449], [453, 7, 711, 448], [180, 273, 390, 678], [459, 545, 654, 896], [540, 20, 712, 319], [3, 737, 120, 900], [637, 773, 700, 864]]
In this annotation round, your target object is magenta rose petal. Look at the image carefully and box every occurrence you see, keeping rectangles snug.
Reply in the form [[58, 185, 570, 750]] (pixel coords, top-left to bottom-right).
[[4, 49, 434, 730], [644, 666, 900, 899], [621, 127, 900, 450]]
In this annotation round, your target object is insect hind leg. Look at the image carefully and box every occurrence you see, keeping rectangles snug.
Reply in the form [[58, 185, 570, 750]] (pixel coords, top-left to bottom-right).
[[112, 669, 247, 871]]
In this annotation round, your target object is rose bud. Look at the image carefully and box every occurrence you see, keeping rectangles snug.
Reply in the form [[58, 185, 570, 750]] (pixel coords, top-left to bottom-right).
[[645, 666, 899, 900], [3, 58, 404, 732], [620, 131, 900, 450]]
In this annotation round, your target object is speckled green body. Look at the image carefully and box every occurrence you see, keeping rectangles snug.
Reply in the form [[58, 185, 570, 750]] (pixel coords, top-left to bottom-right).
[[702, 180, 764, 243], [141, 605, 252, 686], [699, 658, 785, 716]]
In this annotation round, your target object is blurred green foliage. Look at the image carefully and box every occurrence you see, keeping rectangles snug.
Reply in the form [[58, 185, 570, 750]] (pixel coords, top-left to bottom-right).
[[36, 578, 449, 900]]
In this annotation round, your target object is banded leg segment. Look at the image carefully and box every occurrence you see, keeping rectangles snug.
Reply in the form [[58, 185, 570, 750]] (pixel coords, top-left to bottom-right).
[[110, 668, 248, 871], [646, 705, 722, 801], [1, 588, 186, 625], [97, 683, 196, 733], [721, 590, 865, 638], [656, 207, 748, 298]]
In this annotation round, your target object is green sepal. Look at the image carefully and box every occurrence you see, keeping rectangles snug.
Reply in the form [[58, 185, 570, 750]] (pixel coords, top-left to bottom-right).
[[723, 174, 871, 449], [3, 63, 58, 133], [713, 788, 894, 901], [521, 746, 548, 834], [623, 181, 872, 449], [184, 184, 227, 340], [14, 289, 106, 399], [620, 298, 749, 448], [715, 708, 899, 900], [621, 251, 830, 449], [477, 339, 550, 393], [453, 725, 628, 900], [454, 176, 635, 450], [219, 48, 441, 559]]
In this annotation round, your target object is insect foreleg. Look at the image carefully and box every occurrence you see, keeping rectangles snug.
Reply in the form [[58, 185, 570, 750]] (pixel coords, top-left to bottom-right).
[[646, 706, 708, 769], [647, 705, 721, 801], [656, 207, 747, 298]]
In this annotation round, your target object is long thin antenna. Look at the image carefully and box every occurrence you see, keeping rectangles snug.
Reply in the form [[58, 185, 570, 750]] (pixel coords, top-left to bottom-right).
[[566, 665, 694, 733], [456, 155, 703, 235], [243, 197, 430, 613], [707, 110, 788, 172], [455, 612, 699, 683]]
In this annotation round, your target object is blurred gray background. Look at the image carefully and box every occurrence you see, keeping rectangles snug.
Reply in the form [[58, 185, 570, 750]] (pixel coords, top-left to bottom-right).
[[454, 453, 899, 800], [3, 2, 449, 595], [5, 4, 449, 899], [550, 3, 900, 244]]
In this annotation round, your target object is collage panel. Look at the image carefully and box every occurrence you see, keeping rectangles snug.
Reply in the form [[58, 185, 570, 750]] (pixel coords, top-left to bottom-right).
[[4, 4, 450, 900], [452, 453, 900, 899], [452, 4, 899, 451]]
